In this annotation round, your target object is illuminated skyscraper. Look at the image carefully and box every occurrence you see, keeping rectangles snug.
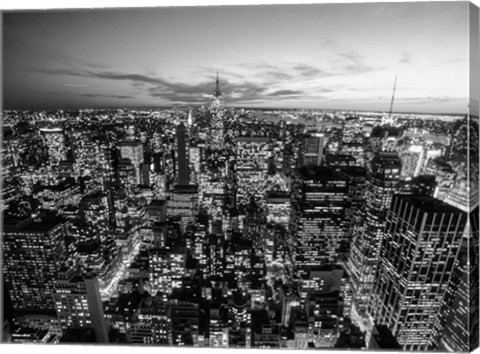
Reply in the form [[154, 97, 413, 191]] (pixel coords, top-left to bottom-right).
[[208, 72, 224, 148], [439, 235, 469, 352], [53, 267, 109, 343], [167, 185, 199, 231], [371, 194, 467, 350], [236, 136, 271, 206], [130, 296, 171, 344], [339, 167, 367, 244], [119, 140, 144, 183], [39, 127, 68, 165], [347, 152, 401, 330], [175, 123, 190, 186], [210, 71, 223, 112], [469, 205, 479, 350], [3, 215, 69, 313], [342, 116, 364, 145], [291, 166, 348, 268], [300, 131, 325, 167]]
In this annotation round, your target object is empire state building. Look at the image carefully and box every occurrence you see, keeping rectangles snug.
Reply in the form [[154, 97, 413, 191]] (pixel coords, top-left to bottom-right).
[[210, 71, 224, 112], [208, 71, 224, 148]]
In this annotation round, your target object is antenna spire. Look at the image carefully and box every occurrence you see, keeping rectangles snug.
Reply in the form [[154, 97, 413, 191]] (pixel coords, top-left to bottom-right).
[[389, 75, 398, 118], [214, 70, 221, 97]]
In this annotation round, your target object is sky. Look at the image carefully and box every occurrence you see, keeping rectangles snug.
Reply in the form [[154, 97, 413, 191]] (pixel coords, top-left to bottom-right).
[[2, 2, 472, 113]]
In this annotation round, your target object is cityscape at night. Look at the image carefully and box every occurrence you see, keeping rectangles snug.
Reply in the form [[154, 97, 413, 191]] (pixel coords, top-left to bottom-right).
[[1, 2, 479, 352]]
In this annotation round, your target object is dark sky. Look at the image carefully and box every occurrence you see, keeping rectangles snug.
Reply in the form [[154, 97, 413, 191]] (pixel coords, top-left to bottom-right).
[[2, 2, 471, 113]]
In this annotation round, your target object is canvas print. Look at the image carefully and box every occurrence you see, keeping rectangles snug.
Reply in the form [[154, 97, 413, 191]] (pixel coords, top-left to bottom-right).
[[1, 1, 479, 352]]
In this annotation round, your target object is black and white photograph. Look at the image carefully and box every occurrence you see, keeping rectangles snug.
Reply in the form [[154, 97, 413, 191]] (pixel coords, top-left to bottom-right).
[[1, 0, 479, 352]]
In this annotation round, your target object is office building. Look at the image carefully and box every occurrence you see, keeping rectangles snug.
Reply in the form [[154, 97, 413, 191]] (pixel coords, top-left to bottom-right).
[[3, 215, 69, 313], [346, 152, 401, 329], [371, 194, 467, 350], [300, 131, 324, 167], [53, 267, 109, 343], [291, 166, 348, 268], [175, 123, 190, 186]]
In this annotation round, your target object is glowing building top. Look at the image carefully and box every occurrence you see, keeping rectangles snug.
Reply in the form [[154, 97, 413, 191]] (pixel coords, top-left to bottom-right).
[[210, 71, 223, 112]]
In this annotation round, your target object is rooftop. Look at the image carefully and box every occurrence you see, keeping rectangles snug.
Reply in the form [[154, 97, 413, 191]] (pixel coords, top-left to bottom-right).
[[395, 194, 466, 215]]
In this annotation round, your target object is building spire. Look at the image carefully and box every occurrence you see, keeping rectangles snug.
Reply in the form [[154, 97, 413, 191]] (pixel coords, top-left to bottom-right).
[[214, 70, 222, 97]]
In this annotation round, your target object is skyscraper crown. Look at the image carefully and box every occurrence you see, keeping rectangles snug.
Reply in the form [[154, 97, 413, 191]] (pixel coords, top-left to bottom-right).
[[213, 70, 222, 97]]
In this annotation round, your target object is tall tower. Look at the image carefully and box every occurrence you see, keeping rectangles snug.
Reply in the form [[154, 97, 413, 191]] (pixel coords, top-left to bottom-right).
[[176, 123, 190, 186], [208, 71, 225, 149], [371, 194, 467, 350], [210, 71, 224, 112], [346, 152, 401, 330]]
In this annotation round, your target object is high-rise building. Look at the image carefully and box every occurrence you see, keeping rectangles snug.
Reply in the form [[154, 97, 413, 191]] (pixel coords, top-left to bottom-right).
[[210, 71, 224, 112], [130, 296, 171, 344], [341, 116, 364, 145], [119, 141, 144, 167], [167, 185, 199, 230], [3, 215, 69, 313], [208, 72, 225, 148], [117, 159, 138, 191], [170, 300, 199, 346], [291, 166, 348, 268], [469, 205, 479, 350], [236, 136, 271, 206], [339, 167, 367, 244], [371, 194, 467, 350], [438, 235, 469, 352], [305, 291, 345, 348], [300, 131, 324, 167], [53, 267, 109, 343], [175, 123, 190, 186], [119, 140, 144, 183], [40, 127, 68, 165], [346, 152, 401, 329], [139, 162, 151, 186], [79, 190, 110, 230]]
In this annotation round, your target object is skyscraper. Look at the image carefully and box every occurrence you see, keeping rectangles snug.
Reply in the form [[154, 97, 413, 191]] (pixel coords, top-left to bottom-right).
[[291, 166, 348, 269], [438, 235, 469, 352], [346, 152, 401, 330], [119, 140, 144, 184], [176, 123, 190, 186], [3, 215, 69, 313], [210, 71, 223, 112], [300, 131, 325, 167], [208, 72, 225, 148], [339, 166, 368, 244], [371, 194, 467, 350], [53, 267, 109, 343], [235, 136, 271, 207]]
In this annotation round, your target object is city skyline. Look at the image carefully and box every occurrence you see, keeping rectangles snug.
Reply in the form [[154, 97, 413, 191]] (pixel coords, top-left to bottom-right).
[[1, 2, 479, 351], [1, 62, 478, 349], [3, 2, 471, 114]]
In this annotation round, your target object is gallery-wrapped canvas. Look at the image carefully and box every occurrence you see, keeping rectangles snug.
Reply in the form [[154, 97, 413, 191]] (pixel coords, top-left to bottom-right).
[[1, 1, 479, 352]]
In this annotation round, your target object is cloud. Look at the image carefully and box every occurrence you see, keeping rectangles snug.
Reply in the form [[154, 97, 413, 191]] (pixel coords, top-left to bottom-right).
[[293, 64, 326, 77], [64, 83, 88, 87], [29, 58, 374, 107], [264, 71, 293, 80], [80, 93, 135, 99], [30, 68, 87, 77], [267, 89, 304, 97], [396, 96, 456, 104], [333, 51, 378, 75], [87, 71, 167, 85]]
